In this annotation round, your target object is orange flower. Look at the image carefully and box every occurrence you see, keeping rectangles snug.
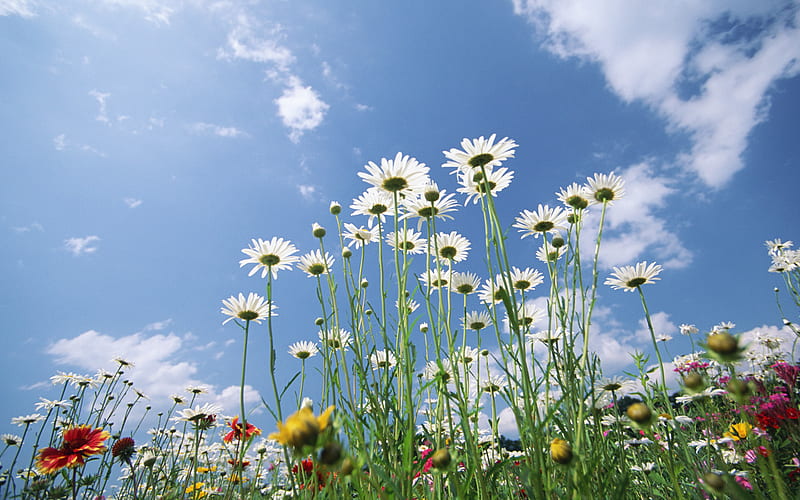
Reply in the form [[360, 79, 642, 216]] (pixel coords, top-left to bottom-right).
[[223, 417, 262, 443], [36, 425, 110, 474]]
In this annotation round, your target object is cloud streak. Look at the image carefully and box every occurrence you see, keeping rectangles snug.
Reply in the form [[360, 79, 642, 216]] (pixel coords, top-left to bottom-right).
[[64, 235, 100, 256]]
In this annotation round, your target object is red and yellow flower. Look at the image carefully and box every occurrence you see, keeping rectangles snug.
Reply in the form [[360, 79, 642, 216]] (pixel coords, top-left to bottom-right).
[[36, 425, 110, 474], [223, 417, 262, 443]]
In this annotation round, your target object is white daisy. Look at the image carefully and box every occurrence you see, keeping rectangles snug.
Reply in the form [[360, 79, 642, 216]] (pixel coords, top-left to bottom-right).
[[464, 311, 492, 332], [514, 204, 568, 239], [2, 434, 22, 446], [297, 250, 334, 277], [221, 292, 275, 325], [288, 341, 319, 360], [536, 244, 566, 263], [456, 167, 514, 205], [318, 329, 352, 350], [350, 187, 394, 222], [173, 403, 223, 423], [449, 271, 481, 295], [11, 414, 44, 426], [478, 276, 508, 304], [239, 237, 299, 279], [401, 191, 459, 222], [386, 228, 426, 254], [423, 359, 454, 383], [343, 222, 379, 248], [504, 302, 544, 330], [480, 375, 507, 394], [457, 346, 481, 365], [358, 152, 430, 196], [509, 267, 544, 292], [605, 262, 662, 292], [556, 183, 592, 210], [679, 324, 698, 336], [586, 172, 625, 204], [442, 134, 518, 174], [369, 349, 397, 370], [430, 231, 470, 264], [419, 271, 449, 293]]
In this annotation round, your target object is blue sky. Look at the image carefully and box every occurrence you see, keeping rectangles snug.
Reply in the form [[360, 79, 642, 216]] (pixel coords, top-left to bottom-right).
[[2, 0, 799, 433]]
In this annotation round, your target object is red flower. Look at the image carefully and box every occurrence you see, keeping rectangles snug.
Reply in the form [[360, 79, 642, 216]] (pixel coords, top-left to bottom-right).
[[291, 458, 329, 491], [222, 417, 262, 443], [36, 426, 110, 474]]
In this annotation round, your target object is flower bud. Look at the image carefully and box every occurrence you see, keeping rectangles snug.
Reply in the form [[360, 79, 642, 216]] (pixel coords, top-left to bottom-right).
[[342, 247, 352, 259], [430, 448, 451, 469], [314, 317, 324, 326], [312, 223, 326, 238], [329, 201, 341, 215], [550, 438, 573, 465], [707, 332, 738, 355], [682, 372, 705, 391], [626, 402, 653, 426], [551, 236, 565, 248]]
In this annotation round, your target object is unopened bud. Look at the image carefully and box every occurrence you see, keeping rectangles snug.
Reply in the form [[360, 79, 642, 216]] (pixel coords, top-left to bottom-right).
[[312, 223, 326, 238], [430, 448, 451, 469], [329, 202, 341, 215]]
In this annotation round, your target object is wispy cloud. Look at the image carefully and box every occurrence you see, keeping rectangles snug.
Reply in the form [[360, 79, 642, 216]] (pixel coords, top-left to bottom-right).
[[12, 222, 44, 233], [189, 122, 247, 138], [513, 1, 800, 187], [99, 0, 174, 25], [124, 197, 143, 208], [89, 89, 111, 124], [217, 15, 295, 69], [53, 133, 105, 156], [0, 0, 35, 17], [275, 77, 330, 143], [64, 235, 100, 256], [297, 184, 317, 200]]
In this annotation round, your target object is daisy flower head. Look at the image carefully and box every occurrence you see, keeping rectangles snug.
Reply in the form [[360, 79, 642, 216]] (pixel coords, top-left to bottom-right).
[[401, 190, 459, 222], [514, 204, 568, 239], [396, 297, 419, 314], [240, 237, 299, 279], [605, 262, 662, 291], [288, 341, 319, 360], [318, 329, 352, 350], [481, 375, 507, 394], [430, 231, 470, 264], [343, 222, 379, 248], [679, 324, 699, 336], [478, 276, 508, 304], [386, 228, 426, 254], [556, 183, 592, 210], [2, 433, 22, 446], [11, 414, 44, 426], [536, 244, 566, 263], [464, 311, 492, 332], [36, 426, 110, 474], [297, 250, 334, 277], [586, 172, 625, 204], [456, 167, 514, 205], [450, 271, 481, 295], [350, 187, 394, 222], [765, 238, 792, 256], [509, 267, 544, 292], [221, 292, 275, 324], [358, 152, 430, 196], [442, 134, 517, 174], [504, 302, 545, 330], [458, 346, 481, 365], [423, 359, 454, 384], [369, 349, 398, 370], [419, 271, 449, 293]]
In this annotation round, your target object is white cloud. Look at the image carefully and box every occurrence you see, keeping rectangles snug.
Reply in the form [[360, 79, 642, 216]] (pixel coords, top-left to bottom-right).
[[46, 328, 262, 414], [100, 0, 174, 25], [633, 311, 677, 344], [0, 0, 35, 17], [217, 15, 294, 69], [189, 122, 247, 138], [275, 77, 330, 142], [297, 184, 316, 200], [513, 1, 800, 187], [583, 162, 693, 268], [12, 222, 44, 233], [53, 134, 66, 151], [124, 197, 143, 208], [89, 89, 111, 124], [64, 235, 100, 256]]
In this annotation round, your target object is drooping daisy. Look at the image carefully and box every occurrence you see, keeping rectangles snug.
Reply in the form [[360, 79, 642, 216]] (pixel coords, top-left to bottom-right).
[[396, 298, 420, 314], [586, 172, 625, 204], [239, 237, 299, 279], [2, 434, 22, 446], [288, 341, 319, 360], [343, 222, 379, 248], [318, 329, 352, 350], [430, 231, 470, 264], [504, 302, 545, 330], [765, 238, 793, 256], [11, 414, 44, 426], [173, 403, 223, 423], [297, 250, 334, 277], [369, 349, 398, 370], [449, 271, 481, 295], [36, 426, 110, 474], [509, 266, 544, 292], [605, 262, 662, 292], [401, 191, 459, 222], [442, 134, 518, 174], [464, 311, 492, 332], [221, 293, 275, 324], [556, 182, 592, 210], [480, 375, 507, 394], [350, 187, 394, 222], [34, 398, 71, 411], [526, 329, 562, 345], [679, 324, 699, 336], [386, 228, 426, 254], [456, 167, 514, 205], [423, 359, 454, 383], [536, 244, 566, 263], [514, 204, 568, 239], [358, 152, 430, 196]]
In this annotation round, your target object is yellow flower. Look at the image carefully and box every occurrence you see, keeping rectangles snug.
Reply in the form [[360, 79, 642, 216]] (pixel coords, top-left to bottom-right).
[[196, 466, 217, 473], [269, 405, 335, 450], [550, 438, 573, 465], [185, 482, 207, 499], [723, 421, 752, 441]]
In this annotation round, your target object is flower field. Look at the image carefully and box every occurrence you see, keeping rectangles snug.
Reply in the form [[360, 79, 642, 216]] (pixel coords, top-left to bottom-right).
[[2, 135, 799, 499]]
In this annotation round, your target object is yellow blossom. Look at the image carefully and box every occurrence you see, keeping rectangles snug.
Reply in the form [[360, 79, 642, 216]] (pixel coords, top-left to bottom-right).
[[269, 405, 335, 450], [723, 421, 752, 441]]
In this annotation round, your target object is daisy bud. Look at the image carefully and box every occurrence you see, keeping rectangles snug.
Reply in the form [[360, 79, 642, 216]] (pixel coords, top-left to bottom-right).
[[141, 451, 157, 468], [365, 309, 373, 316], [312, 223, 326, 238], [329, 201, 341, 215], [314, 317, 324, 326], [567, 213, 579, 224], [360, 279, 369, 288], [430, 448, 451, 469], [626, 402, 654, 427], [707, 332, 738, 355], [551, 236, 565, 248], [342, 247, 352, 259], [420, 323, 429, 333], [481, 349, 490, 356], [301, 398, 313, 409], [424, 189, 440, 202], [550, 438, 573, 465]]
